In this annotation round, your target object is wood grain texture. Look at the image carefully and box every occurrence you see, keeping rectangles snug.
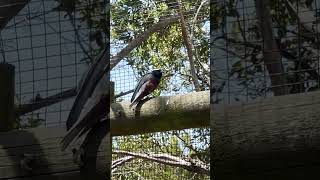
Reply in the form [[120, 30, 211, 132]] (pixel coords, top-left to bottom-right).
[[0, 127, 110, 179], [110, 90, 210, 136], [212, 90, 320, 179]]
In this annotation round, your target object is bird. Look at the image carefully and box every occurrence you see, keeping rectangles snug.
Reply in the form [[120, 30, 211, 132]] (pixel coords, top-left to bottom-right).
[[130, 69, 162, 108], [61, 48, 109, 151]]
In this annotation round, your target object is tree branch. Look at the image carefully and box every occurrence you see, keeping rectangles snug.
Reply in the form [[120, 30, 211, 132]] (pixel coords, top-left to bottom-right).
[[15, 87, 77, 116], [176, 0, 201, 91], [110, 16, 180, 69], [114, 89, 134, 99], [111, 90, 209, 136], [285, 0, 320, 39], [190, 0, 208, 41], [113, 150, 209, 175], [256, 0, 288, 95], [111, 156, 135, 173]]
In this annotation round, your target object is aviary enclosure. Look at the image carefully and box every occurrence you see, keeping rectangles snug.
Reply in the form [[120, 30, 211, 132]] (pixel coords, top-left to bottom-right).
[[110, 0, 209, 179], [211, 0, 320, 179], [0, 0, 209, 179], [2, 0, 319, 179]]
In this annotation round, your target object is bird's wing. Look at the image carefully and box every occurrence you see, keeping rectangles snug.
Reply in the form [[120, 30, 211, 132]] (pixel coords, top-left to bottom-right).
[[61, 76, 110, 150], [66, 48, 109, 130], [131, 73, 152, 102]]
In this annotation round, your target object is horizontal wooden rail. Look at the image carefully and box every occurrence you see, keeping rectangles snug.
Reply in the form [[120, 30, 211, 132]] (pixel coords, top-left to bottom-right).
[[212, 90, 320, 179]]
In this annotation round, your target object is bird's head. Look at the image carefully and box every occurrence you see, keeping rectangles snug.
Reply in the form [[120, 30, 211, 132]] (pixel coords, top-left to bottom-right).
[[151, 69, 162, 79]]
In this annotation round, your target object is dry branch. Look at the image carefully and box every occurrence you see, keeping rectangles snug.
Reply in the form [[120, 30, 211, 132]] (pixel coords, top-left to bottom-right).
[[113, 150, 209, 175], [111, 156, 135, 173], [15, 87, 77, 116], [114, 89, 134, 99], [177, 0, 200, 91]]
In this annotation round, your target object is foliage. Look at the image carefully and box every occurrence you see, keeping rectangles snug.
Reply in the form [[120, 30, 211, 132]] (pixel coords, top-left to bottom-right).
[[112, 129, 210, 179], [112, 0, 210, 93]]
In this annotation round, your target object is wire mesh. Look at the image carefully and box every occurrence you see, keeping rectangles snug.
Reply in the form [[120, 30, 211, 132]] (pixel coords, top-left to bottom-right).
[[0, 0, 107, 127], [111, 0, 209, 179], [211, 0, 320, 105], [0, 0, 209, 179]]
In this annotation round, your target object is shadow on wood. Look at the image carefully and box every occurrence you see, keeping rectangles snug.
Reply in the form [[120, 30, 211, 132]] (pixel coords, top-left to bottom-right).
[[0, 127, 110, 179], [0, 129, 68, 179], [212, 90, 320, 180]]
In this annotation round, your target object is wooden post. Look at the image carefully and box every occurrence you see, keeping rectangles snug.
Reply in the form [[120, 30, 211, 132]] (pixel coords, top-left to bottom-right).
[[0, 63, 15, 132], [110, 81, 115, 103]]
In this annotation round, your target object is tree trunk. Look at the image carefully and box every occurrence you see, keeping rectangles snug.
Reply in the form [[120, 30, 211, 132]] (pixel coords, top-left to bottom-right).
[[255, 0, 289, 96]]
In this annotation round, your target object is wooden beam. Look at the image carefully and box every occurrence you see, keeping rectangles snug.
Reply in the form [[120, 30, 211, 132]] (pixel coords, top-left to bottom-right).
[[0, 127, 109, 179], [110, 90, 210, 136], [212, 90, 320, 179], [0, 63, 15, 131]]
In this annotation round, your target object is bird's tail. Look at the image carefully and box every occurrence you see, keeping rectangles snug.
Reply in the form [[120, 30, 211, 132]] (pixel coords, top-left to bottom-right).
[[61, 118, 87, 151]]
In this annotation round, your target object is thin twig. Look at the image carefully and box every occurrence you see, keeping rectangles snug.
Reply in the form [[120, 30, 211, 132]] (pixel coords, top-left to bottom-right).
[[190, 0, 208, 40], [114, 89, 134, 99]]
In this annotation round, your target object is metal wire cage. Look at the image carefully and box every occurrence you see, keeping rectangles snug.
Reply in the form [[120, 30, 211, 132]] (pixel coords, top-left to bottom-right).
[[0, 0, 107, 128], [211, 0, 320, 105]]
